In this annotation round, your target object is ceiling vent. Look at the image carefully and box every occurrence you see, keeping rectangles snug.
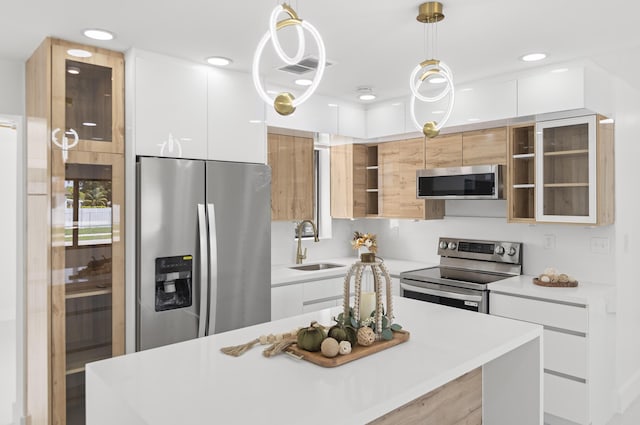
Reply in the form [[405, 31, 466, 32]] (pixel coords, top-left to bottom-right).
[[278, 56, 332, 75]]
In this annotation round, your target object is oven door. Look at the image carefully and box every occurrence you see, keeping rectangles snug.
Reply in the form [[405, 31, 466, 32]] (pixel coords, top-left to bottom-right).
[[400, 280, 488, 313]]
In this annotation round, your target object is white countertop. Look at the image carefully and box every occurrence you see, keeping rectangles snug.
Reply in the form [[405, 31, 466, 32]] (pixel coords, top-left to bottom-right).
[[87, 297, 541, 425], [489, 274, 615, 310], [272, 256, 435, 286]]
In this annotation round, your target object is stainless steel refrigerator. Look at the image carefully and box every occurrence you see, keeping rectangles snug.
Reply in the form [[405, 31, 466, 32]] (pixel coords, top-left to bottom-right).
[[136, 156, 271, 351]]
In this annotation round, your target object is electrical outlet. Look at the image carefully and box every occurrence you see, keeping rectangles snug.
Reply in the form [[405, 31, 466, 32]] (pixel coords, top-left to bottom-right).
[[543, 234, 555, 250], [590, 237, 610, 254]]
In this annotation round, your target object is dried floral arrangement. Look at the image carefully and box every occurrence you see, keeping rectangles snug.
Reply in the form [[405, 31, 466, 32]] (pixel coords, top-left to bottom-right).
[[351, 231, 377, 253]]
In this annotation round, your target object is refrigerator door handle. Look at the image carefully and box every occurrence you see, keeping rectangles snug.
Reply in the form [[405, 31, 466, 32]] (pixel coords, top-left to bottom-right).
[[206, 203, 218, 335], [197, 204, 209, 338]]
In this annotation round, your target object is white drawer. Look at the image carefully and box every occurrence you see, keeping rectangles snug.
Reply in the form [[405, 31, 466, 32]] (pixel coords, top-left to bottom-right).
[[302, 299, 336, 313], [490, 293, 587, 333], [545, 372, 588, 424], [544, 329, 587, 380], [303, 278, 341, 302]]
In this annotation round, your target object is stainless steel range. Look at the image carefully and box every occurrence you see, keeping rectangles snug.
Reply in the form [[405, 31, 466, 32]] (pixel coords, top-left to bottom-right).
[[400, 237, 523, 313]]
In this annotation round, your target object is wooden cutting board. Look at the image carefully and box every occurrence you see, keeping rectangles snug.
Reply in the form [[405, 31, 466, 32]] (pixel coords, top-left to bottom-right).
[[287, 330, 410, 368]]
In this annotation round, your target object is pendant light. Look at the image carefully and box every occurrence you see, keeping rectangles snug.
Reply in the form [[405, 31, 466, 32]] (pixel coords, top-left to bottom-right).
[[252, 3, 326, 116], [409, 2, 455, 138]]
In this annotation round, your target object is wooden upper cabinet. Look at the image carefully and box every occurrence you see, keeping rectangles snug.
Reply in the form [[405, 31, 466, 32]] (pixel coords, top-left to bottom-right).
[[425, 133, 462, 168], [379, 138, 444, 220], [330, 144, 367, 219], [51, 39, 124, 155], [462, 127, 508, 166], [424, 127, 507, 168], [267, 133, 314, 221]]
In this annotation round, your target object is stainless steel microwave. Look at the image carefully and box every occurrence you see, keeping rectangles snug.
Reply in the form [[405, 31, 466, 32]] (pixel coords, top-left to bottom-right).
[[416, 165, 504, 200]]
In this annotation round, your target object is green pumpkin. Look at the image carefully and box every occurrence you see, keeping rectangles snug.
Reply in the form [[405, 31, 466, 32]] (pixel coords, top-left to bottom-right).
[[297, 321, 326, 352], [328, 324, 357, 346]]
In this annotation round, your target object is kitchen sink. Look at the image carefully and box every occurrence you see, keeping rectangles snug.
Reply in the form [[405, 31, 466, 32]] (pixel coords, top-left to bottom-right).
[[289, 263, 345, 271]]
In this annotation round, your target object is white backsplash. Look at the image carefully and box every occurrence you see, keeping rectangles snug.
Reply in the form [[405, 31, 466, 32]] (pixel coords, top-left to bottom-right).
[[271, 219, 356, 265]]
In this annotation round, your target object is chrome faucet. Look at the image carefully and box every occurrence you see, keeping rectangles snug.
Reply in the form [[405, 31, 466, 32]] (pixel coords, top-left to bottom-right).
[[296, 220, 319, 264]]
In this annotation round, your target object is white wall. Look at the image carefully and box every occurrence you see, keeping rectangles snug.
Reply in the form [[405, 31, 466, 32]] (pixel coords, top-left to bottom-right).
[[0, 125, 17, 322], [0, 59, 24, 116]]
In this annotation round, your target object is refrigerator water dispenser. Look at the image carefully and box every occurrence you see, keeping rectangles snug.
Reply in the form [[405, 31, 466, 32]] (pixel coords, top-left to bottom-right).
[[155, 256, 193, 311]]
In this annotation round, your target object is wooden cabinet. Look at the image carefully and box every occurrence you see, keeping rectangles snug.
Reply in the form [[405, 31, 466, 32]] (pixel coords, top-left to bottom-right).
[[425, 133, 462, 168], [131, 50, 208, 159], [508, 124, 536, 222], [424, 127, 506, 168], [267, 133, 314, 221], [365, 145, 379, 216], [535, 115, 614, 225], [379, 138, 444, 219], [26, 38, 125, 425], [330, 144, 367, 219]]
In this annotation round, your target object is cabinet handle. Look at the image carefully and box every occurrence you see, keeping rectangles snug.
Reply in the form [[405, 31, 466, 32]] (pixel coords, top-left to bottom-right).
[[51, 128, 79, 162], [206, 203, 218, 335], [197, 204, 209, 338]]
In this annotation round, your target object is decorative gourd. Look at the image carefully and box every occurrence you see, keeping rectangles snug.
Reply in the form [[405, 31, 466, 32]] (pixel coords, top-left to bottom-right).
[[338, 340, 352, 355], [327, 325, 347, 342], [296, 321, 325, 352], [357, 327, 376, 347], [320, 338, 340, 358]]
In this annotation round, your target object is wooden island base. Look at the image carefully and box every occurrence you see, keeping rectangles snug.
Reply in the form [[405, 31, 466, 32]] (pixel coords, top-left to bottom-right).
[[369, 368, 482, 425]]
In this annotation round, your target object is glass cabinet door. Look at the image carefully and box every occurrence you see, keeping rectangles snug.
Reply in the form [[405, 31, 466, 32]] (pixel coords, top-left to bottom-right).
[[51, 40, 124, 155], [51, 150, 124, 425], [535, 115, 597, 223]]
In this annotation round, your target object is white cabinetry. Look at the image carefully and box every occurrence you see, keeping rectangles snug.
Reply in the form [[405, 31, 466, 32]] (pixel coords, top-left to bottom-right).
[[338, 103, 367, 139], [207, 68, 266, 163], [490, 287, 613, 425], [271, 284, 303, 321], [265, 92, 338, 134], [132, 50, 208, 159], [366, 102, 405, 139]]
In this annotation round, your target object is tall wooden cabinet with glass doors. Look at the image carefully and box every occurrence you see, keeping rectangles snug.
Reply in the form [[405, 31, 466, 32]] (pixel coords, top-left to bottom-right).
[[26, 38, 124, 425]]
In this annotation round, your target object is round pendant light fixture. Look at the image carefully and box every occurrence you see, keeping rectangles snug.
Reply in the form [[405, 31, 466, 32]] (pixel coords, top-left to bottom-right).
[[409, 2, 455, 138], [252, 3, 326, 116]]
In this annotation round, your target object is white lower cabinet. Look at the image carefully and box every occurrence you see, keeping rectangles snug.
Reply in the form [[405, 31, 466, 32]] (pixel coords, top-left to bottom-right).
[[490, 291, 612, 425], [271, 284, 303, 321]]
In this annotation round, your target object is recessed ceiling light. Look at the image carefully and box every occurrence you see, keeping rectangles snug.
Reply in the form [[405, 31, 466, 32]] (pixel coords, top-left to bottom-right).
[[82, 122, 97, 127], [431, 110, 445, 114], [206, 56, 232, 66], [551, 68, 569, 73], [67, 66, 80, 75], [67, 49, 92, 58], [295, 79, 313, 86], [328, 103, 338, 107], [357, 87, 376, 101], [520, 53, 547, 62], [429, 77, 446, 84], [359, 94, 376, 101], [83, 29, 114, 41]]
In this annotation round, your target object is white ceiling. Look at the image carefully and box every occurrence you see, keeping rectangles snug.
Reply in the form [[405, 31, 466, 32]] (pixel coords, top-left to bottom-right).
[[3, 0, 640, 103]]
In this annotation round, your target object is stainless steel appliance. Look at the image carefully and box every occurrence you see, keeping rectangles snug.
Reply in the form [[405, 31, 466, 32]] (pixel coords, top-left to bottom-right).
[[400, 237, 522, 313], [416, 165, 504, 199], [136, 157, 271, 351]]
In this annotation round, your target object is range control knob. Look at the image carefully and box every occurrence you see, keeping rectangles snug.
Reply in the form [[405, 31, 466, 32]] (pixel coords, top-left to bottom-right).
[[507, 247, 517, 256], [439, 241, 448, 249], [494, 246, 505, 255], [447, 241, 457, 250]]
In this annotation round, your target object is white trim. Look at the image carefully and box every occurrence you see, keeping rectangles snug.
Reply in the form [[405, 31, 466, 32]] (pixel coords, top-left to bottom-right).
[[616, 368, 640, 413]]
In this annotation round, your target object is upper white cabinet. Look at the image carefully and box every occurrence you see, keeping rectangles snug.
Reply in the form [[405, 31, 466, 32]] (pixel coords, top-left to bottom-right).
[[207, 68, 266, 163], [337, 103, 367, 139], [132, 50, 208, 159], [518, 65, 613, 118], [367, 102, 406, 139], [265, 91, 338, 135]]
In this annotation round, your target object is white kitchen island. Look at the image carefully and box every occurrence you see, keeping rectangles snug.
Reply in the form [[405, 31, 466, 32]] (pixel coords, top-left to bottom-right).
[[86, 297, 543, 425]]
